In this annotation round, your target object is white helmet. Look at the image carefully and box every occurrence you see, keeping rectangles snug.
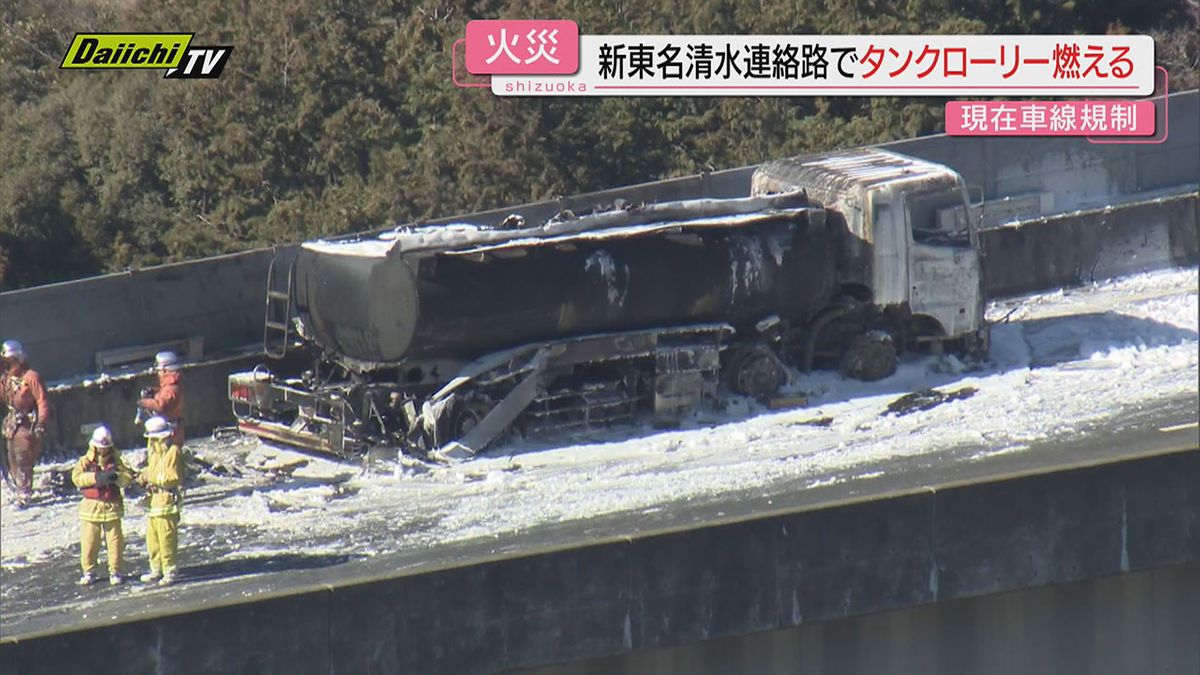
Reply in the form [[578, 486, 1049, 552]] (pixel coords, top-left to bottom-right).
[[2, 340, 24, 360], [144, 416, 173, 439], [155, 351, 180, 371], [90, 425, 114, 448]]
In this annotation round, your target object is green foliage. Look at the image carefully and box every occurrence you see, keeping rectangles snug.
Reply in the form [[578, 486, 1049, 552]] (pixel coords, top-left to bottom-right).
[[0, 0, 1194, 289]]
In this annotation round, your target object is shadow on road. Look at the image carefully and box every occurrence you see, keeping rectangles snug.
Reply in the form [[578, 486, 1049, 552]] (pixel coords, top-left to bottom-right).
[[180, 552, 360, 583]]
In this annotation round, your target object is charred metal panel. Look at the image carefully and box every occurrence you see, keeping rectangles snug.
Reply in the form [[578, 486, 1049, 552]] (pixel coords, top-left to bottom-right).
[[553, 331, 659, 365], [869, 197, 908, 306], [908, 243, 982, 337]]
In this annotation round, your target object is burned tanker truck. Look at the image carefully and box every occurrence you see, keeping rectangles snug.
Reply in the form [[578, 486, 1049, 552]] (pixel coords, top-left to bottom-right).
[[228, 149, 988, 460]]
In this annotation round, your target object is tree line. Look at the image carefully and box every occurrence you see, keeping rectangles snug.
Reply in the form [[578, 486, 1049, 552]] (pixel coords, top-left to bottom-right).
[[1, 0, 1195, 289]]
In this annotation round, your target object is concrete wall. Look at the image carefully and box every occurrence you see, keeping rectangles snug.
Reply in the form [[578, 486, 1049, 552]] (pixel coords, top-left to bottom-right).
[[882, 91, 1200, 212], [979, 191, 1199, 297], [527, 562, 1200, 675], [2, 449, 1196, 674], [3, 92, 1196, 383], [0, 250, 273, 381]]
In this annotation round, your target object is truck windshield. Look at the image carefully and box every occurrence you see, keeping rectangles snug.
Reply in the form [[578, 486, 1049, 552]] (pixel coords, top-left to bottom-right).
[[907, 188, 972, 246]]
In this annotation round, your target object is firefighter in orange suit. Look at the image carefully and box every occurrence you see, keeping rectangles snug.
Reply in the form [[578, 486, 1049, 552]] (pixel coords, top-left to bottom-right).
[[72, 425, 134, 586], [138, 416, 183, 586], [138, 351, 185, 447], [1, 340, 52, 508]]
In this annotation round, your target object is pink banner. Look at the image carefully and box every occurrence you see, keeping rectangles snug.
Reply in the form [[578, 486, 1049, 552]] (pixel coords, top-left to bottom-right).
[[465, 20, 578, 75], [946, 100, 1155, 136]]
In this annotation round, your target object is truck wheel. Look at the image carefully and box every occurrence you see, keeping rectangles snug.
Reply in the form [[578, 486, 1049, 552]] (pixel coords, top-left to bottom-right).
[[840, 331, 897, 382], [727, 346, 785, 400], [447, 393, 524, 448], [449, 395, 494, 439]]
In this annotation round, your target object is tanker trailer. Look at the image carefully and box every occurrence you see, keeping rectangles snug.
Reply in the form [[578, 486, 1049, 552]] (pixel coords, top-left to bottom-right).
[[229, 149, 987, 460]]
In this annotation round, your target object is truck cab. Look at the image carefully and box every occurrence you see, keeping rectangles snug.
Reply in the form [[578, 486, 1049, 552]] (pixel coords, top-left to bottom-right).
[[752, 149, 988, 355]]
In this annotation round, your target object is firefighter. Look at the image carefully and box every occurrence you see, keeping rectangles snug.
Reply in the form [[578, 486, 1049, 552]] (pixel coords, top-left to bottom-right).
[[137, 416, 183, 586], [71, 425, 134, 586], [1, 340, 52, 508], [138, 351, 185, 447]]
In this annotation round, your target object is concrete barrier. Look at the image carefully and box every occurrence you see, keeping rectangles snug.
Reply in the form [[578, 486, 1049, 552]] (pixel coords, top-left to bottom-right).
[[530, 563, 1199, 675], [2, 449, 1196, 674], [979, 191, 1199, 297], [882, 91, 1200, 212], [0, 249, 273, 381]]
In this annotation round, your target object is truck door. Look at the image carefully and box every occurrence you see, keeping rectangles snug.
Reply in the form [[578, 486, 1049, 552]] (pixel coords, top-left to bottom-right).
[[870, 197, 908, 307], [905, 188, 983, 339]]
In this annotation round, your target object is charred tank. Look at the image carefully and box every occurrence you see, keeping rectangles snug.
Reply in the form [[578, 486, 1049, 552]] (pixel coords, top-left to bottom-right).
[[294, 192, 837, 368]]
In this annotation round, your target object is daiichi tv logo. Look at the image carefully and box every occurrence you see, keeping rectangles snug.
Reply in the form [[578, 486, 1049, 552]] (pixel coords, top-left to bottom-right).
[[61, 33, 232, 79]]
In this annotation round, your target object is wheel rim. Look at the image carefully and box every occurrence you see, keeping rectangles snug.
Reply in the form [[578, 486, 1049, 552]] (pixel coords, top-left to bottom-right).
[[842, 334, 896, 381], [736, 352, 782, 398], [453, 398, 493, 438]]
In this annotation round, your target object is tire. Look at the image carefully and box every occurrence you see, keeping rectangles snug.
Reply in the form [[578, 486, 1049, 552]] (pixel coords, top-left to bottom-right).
[[839, 330, 897, 382], [447, 393, 523, 450], [726, 345, 786, 400], [448, 394, 494, 440]]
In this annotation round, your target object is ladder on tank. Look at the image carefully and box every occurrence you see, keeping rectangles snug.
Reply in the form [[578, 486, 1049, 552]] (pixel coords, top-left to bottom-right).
[[264, 251, 295, 359]]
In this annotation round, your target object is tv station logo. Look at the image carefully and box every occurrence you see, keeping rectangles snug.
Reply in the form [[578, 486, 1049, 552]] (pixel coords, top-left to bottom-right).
[[60, 33, 233, 79]]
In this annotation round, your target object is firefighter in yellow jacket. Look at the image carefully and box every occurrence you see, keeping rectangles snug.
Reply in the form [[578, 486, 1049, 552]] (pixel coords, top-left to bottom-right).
[[138, 416, 183, 586], [71, 425, 134, 586]]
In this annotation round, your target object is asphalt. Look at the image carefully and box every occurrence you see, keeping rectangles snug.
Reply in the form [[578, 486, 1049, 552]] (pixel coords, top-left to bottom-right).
[[1, 392, 1196, 641]]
